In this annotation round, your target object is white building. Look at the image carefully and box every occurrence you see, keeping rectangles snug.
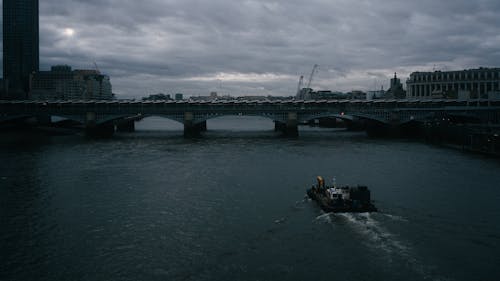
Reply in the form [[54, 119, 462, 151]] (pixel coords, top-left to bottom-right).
[[406, 68, 500, 100]]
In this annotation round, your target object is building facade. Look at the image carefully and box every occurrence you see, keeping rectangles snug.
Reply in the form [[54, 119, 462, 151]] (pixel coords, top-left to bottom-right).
[[407, 68, 500, 100], [175, 93, 184, 100], [73, 70, 113, 100], [2, 0, 39, 99], [30, 66, 113, 100], [30, 65, 74, 99]]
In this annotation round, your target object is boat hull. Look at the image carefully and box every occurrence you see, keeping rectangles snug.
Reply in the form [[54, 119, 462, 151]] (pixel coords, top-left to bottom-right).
[[307, 188, 377, 213]]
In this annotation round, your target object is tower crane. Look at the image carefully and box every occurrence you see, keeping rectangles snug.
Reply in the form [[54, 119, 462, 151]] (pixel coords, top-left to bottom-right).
[[306, 64, 319, 89], [93, 61, 101, 74]]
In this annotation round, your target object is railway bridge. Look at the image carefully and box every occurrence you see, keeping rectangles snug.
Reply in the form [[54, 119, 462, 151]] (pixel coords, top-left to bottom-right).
[[1, 99, 500, 137]]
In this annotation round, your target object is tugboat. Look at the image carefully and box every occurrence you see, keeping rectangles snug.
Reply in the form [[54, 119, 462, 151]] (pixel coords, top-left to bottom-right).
[[307, 176, 377, 213]]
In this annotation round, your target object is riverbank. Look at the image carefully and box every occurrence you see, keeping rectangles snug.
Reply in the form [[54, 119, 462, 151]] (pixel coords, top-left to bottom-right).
[[423, 123, 500, 157]]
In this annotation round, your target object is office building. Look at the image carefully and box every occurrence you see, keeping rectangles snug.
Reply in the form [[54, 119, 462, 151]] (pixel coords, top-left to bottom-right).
[[2, 0, 39, 99]]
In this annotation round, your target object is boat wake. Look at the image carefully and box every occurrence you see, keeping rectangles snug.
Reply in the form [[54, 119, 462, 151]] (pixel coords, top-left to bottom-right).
[[337, 213, 409, 254], [381, 212, 409, 222], [335, 212, 451, 281], [314, 212, 333, 224]]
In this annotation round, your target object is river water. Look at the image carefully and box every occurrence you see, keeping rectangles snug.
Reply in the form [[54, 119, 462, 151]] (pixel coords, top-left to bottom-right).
[[1, 116, 500, 281]]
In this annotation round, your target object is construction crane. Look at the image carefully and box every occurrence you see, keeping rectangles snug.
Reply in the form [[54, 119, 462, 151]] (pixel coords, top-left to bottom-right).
[[93, 61, 101, 74], [306, 64, 319, 89], [296, 75, 304, 97]]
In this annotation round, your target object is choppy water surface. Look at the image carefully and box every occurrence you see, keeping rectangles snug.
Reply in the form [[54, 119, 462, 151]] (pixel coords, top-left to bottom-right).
[[1, 116, 500, 281]]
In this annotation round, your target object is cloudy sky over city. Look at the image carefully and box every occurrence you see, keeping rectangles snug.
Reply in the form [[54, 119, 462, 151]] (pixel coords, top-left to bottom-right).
[[2, 0, 500, 98]]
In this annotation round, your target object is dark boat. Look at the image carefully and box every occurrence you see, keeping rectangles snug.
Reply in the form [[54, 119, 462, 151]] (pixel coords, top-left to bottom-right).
[[307, 176, 377, 213]]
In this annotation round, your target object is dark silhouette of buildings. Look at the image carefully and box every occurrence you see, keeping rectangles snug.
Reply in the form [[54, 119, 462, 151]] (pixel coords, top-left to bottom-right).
[[385, 73, 406, 99], [2, 0, 39, 99], [30, 65, 113, 100]]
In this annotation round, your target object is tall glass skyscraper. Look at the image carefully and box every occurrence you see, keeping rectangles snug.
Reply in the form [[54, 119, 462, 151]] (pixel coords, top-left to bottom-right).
[[3, 0, 39, 99]]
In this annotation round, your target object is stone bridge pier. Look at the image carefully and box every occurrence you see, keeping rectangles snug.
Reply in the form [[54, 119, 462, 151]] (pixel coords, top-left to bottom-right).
[[183, 112, 207, 137], [84, 112, 115, 137], [275, 112, 298, 137]]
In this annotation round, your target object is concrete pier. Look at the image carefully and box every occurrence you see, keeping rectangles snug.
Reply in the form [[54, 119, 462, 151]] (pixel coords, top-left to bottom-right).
[[285, 112, 299, 137], [184, 112, 207, 137], [85, 111, 115, 137], [274, 112, 298, 136], [199, 120, 207, 132]]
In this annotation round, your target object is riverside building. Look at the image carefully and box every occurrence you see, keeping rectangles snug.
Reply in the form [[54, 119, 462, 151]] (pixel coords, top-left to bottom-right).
[[30, 65, 113, 100], [406, 68, 500, 100]]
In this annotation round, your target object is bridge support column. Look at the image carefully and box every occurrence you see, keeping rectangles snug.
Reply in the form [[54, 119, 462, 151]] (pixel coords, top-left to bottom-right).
[[85, 112, 115, 137], [274, 121, 286, 132], [199, 120, 207, 132], [184, 112, 206, 137], [285, 112, 299, 137], [275, 113, 299, 136], [116, 120, 135, 132]]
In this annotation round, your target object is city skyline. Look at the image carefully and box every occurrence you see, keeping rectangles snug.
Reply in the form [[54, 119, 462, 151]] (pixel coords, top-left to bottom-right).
[[1, 0, 500, 98]]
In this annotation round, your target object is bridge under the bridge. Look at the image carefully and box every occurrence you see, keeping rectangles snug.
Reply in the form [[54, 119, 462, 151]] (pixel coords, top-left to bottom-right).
[[1, 99, 500, 137]]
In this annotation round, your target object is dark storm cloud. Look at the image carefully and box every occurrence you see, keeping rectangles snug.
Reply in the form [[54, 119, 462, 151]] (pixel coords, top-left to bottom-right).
[[2, 0, 500, 97]]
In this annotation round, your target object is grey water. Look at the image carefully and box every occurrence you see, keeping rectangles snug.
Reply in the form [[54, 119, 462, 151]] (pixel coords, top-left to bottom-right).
[[1, 116, 500, 281]]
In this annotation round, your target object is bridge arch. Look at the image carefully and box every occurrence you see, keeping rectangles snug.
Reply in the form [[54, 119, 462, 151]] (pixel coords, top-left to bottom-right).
[[48, 114, 86, 124], [350, 113, 389, 124], [444, 113, 482, 124], [0, 114, 34, 124], [300, 112, 354, 123], [194, 112, 288, 124], [300, 112, 389, 124], [137, 114, 185, 125], [200, 114, 276, 131], [94, 114, 138, 125]]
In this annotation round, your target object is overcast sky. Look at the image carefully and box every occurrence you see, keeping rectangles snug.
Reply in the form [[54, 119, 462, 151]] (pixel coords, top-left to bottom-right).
[[1, 0, 500, 98]]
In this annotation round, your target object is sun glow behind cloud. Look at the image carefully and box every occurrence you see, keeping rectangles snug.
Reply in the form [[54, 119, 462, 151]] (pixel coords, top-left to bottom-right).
[[62, 28, 75, 37]]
